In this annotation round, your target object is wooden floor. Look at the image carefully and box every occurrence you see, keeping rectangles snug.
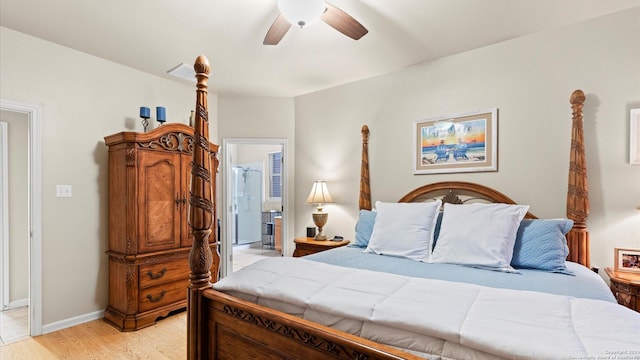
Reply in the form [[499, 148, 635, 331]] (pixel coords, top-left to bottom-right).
[[1, 307, 29, 344], [0, 250, 275, 358], [0, 311, 186, 359]]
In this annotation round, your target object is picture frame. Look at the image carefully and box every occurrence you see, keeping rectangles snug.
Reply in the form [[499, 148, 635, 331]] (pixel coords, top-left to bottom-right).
[[630, 108, 640, 165], [614, 247, 640, 273], [414, 108, 497, 174]]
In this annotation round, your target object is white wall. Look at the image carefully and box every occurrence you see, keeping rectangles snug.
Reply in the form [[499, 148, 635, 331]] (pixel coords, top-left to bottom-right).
[[0, 27, 216, 327], [293, 8, 640, 273]]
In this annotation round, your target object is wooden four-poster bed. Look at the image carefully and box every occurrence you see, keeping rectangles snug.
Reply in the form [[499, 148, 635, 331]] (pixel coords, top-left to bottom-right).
[[185, 55, 637, 359]]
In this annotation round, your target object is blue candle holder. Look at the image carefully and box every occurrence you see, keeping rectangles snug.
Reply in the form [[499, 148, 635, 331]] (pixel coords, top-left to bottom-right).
[[156, 107, 166, 125], [139, 106, 150, 132]]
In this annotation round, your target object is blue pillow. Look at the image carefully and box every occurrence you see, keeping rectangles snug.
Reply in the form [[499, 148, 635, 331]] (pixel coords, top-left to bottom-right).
[[511, 219, 574, 275], [353, 210, 376, 248]]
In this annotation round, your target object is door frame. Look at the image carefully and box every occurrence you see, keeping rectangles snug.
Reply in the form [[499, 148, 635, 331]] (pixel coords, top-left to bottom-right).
[[221, 138, 288, 278], [0, 98, 43, 336], [1, 121, 8, 310]]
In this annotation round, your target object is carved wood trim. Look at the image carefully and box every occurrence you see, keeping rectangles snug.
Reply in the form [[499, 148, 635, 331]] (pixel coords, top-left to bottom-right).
[[107, 246, 215, 265], [441, 190, 463, 205], [125, 158, 137, 253], [222, 304, 371, 359], [125, 266, 137, 314], [125, 144, 135, 167], [138, 132, 195, 154]]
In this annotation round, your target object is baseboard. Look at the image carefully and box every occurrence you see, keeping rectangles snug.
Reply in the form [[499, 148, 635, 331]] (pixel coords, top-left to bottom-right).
[[5, 298, 28, 309], [42, 309, 104, 334]]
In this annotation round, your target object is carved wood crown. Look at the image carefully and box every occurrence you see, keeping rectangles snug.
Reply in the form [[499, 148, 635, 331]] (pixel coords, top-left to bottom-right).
[[441, 190, 464, 205], [412, 190, 485, 208], [138, 132, 195, 154]]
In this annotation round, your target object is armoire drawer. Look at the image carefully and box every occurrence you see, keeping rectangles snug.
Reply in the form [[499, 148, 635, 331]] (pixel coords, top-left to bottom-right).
[[138, 279, 188, 313], [139, 259, 190, 289]]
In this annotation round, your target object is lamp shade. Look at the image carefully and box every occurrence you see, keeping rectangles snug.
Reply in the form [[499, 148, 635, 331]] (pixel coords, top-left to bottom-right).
[[305, 180, 334, 205], [278, 0, 325, 28]]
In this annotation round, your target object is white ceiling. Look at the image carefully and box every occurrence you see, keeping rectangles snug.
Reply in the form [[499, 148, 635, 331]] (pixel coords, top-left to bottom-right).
[[1, 0, 638, 97]]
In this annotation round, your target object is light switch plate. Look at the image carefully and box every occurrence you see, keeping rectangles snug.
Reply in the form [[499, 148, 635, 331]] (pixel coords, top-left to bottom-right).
[[56, 185, 72, 197]]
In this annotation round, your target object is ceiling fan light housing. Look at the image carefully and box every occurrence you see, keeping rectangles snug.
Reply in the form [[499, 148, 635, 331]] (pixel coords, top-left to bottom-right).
[[278, 0, 325, 28]]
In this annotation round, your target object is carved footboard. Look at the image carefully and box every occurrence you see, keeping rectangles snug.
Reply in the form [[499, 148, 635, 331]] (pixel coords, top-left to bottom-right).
[[200, 290, 422, 360]]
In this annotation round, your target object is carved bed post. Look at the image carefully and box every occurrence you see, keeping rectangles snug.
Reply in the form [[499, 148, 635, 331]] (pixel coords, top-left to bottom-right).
[[359, 125, 372, 210], [566, 89, 590, 268], [187, 55, 218, 360]]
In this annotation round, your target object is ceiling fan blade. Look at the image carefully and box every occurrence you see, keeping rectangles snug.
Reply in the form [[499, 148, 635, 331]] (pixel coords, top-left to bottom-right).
[[264, 13, 291, 45], [321, 3, 368, 40]]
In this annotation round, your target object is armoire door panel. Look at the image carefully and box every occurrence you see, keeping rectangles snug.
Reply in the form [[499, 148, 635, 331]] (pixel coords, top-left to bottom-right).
[[138, 151, 181, 252]]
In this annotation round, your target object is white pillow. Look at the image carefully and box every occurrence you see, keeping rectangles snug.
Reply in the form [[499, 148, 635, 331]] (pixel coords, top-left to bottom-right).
[[429, 202, 529, 272], [364, 200, 441, 261]]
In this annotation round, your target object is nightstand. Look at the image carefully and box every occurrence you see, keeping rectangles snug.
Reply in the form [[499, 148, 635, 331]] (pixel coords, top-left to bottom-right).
[[605, 267, 640, 313], [293, 237, 350, 257]]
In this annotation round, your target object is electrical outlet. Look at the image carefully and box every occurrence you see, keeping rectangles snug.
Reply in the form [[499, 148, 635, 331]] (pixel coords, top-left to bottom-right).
[[56, 185, 72, 197]]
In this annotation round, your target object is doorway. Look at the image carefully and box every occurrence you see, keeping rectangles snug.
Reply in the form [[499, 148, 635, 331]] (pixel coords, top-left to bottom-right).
[[0, 99, 43, 341], [222, 139, 288, 277]]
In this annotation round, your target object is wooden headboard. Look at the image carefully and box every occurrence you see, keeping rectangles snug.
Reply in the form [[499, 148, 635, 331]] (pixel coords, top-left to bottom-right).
[[358, 90, 590, 268], [397, 181, 538, 220]]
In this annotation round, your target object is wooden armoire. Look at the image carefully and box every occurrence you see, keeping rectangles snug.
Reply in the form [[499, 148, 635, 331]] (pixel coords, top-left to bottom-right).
[[104, 123, 218, 331]]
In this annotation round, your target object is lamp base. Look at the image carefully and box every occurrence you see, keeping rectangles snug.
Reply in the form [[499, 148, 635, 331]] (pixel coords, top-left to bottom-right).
[[312, 212, 328, 241]]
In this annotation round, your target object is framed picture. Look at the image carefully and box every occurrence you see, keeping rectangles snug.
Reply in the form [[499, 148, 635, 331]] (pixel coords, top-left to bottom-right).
[[414, 108, 497, 174], [630, 108, 640, 165], [614, 248, 640, 273]]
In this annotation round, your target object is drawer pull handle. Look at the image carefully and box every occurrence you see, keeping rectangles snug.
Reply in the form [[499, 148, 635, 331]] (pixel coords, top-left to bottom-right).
[[146, 268, 167, 280], [147, 291, 167, 303]]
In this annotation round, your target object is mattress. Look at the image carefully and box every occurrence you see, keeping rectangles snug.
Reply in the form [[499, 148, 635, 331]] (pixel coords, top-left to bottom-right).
[[213, 257, 640, 359]]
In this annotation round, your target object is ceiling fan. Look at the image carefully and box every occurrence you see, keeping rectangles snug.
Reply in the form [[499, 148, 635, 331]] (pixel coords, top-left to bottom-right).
[[264, 0, 368, 45]]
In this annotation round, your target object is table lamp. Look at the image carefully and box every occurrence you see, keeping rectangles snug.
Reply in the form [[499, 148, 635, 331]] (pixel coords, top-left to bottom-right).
[[305, 180, 334, 240]]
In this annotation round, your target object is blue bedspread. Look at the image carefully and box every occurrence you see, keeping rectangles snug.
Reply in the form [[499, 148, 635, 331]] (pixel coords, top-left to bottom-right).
[[305, 246, 615, 303]]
